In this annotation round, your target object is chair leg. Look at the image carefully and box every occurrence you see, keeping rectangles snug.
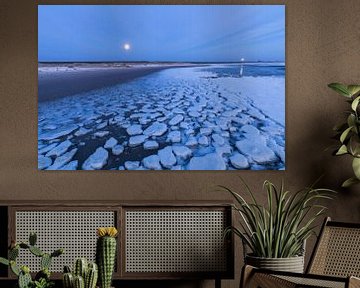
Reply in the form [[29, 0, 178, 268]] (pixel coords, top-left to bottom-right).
[[215, 278, 221, 288], [240, 265, 255, 288]]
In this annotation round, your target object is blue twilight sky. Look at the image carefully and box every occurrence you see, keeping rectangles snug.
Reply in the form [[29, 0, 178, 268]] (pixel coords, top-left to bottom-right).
[[38, 5, 285, 62]]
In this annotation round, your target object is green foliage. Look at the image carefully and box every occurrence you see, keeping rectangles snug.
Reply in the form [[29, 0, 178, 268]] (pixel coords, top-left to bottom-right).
[[0, 232, 63, 288], [221, 179, 335, 258], [329, 82, 360, 187], [32, 278, 54, 288]]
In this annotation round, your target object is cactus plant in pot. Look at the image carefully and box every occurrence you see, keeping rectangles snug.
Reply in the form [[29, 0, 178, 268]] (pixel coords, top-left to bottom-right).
[[221, 179, 335, 273]]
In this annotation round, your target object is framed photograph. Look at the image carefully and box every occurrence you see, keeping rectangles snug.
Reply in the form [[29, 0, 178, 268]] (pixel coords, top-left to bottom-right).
[[38, 5, 285, 171]]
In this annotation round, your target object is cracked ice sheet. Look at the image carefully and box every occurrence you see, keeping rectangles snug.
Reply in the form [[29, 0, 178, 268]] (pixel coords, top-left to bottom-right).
[[38, 65, 284, 170]]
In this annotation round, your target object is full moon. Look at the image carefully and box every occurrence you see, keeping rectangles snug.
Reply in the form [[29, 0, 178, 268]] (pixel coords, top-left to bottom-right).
[[123, 43, 131, 51]]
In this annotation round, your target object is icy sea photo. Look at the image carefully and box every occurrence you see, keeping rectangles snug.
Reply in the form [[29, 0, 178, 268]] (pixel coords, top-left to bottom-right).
[[38, 5, 285, 171]]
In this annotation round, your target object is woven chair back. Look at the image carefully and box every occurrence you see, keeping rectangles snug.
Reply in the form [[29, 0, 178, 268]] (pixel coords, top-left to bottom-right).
[[308, 219, 360, 278]]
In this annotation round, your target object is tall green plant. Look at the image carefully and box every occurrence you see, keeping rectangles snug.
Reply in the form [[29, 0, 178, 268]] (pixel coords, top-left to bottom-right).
[[328, 83, 360, 187], [221, 179, 334, 258]]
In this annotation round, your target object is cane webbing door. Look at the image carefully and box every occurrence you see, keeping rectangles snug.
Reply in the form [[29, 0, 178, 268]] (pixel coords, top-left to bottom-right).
[[122, 206, 233, 279], [11, 207, 117, 275]]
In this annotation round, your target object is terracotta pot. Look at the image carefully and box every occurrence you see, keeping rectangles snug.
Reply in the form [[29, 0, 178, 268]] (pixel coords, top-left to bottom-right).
[[245, 254, 305, 273]]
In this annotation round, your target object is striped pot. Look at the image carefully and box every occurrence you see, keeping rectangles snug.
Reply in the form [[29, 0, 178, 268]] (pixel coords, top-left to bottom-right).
[[245, 254, 305, 273]]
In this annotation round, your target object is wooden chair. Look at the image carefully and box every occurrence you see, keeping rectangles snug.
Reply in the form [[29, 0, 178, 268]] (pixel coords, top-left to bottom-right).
[[241, 217, 360, 288]]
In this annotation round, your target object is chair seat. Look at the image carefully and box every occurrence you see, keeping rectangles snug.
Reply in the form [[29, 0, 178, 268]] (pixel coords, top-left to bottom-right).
[[277, 275, 346, 288]]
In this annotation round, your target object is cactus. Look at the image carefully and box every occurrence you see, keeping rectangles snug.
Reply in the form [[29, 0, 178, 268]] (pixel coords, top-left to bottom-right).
[[63, 272, 74, 288], [9, 246, 19, 260], [41, 253, 52, 270], [0, 232, 63, 288], [96, 227, 118, 288], [85, 263, 98, 288], [10, 260, 20, 276], [74, 258, 88, 279], [29, 232, 37, 246], [74, 275, 85, 288], [63, 260, 98, 288], [18, 267, 32, 288], [29, 246, 44, 257]]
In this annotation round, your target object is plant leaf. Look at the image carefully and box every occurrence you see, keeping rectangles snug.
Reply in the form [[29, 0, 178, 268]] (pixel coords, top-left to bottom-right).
[[342, 177, 360, 188], [328, 83, 350, 97], [340, 127, 353, 143], [336, 144, 348, 155], [351, 96, 360, 111], [352, 157, 360, 179], [347, 85, 360, 97]]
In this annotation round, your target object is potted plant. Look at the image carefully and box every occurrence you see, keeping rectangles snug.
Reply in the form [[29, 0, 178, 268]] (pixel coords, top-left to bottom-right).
[[328, 83, 360, 187], [221, 179, 334, 273]]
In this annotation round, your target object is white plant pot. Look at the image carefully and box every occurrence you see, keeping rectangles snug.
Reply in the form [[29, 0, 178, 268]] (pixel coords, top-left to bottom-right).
[[245, 254, 305, 273]]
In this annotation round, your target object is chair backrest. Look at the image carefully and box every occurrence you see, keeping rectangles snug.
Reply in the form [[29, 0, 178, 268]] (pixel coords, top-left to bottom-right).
[[307, 217, 360, 277]]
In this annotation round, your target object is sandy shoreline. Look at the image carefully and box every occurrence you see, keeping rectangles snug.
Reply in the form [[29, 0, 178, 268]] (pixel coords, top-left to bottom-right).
[[38, 63, 197, 102]]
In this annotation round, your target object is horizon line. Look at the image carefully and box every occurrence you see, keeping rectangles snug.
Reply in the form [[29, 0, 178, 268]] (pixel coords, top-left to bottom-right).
[[38, 60, 285, 64]]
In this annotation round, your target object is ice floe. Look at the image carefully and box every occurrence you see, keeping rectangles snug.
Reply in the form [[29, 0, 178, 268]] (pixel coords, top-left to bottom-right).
[[126, 124, 143, 136], [104, 137, 118, 149], [144, 140, 159, 150], [158, 146, 177, 168], [45, 140, 72, 157], [82, 147, 108, 170], [129, 135, 148, 147], [143, 122, 168, 136], [143, 155, 162, 170], [187, 153, 226, 170]]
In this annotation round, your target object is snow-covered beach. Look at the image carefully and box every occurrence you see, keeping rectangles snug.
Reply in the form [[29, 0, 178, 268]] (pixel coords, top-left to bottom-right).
[[38, 63, 285, 170]]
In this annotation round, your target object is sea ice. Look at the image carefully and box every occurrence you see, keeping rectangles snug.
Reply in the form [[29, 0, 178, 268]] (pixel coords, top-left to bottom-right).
[[74, 127, 92, 137], [104, 137, 118, 149], [45, 140, 72, 157], [143, 155, 162, 170], [168, 115, 184, 126], [185, 136, 198, 147], [144, 140, 159, 150], [158, 146, 177, 168], [229, 153, 249, 169], [47, 148, 77, 170], [82, 147, 108, 170], [38, 155, 52, 170], [172, 145, 192, 160], [236, 140, 277, 164], [126, 124, 143, 136], [212, 134, 225, 146], [166, 131, 181, 143], [200, 128, 212, 136], [111, 144, 124, 155], [57, 160, 78, 170], [94, 131, 109, 138], [129, 135, 148, 147], [39, 124, 78, 141], [198, 136, 209, 146], [143, 122, 168, 137], [38, 143, 58, 155], [124, 161, 140, 170], [187, 153, 226, 170]]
